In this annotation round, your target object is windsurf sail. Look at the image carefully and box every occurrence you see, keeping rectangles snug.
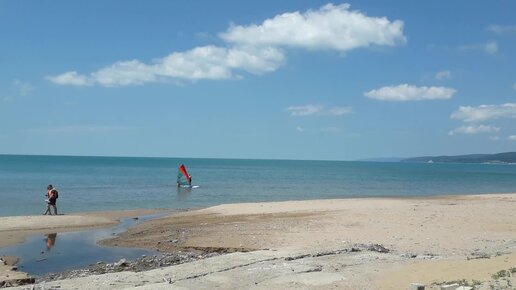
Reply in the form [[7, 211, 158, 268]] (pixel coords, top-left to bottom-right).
[[177, 164, 192, 186]]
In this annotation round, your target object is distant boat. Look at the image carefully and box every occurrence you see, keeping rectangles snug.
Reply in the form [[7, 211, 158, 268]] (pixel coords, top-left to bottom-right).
[[427, 160, 434, 163]]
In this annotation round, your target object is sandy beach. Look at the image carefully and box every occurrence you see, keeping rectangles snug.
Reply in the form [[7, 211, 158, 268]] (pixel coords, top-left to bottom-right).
[[2, 194, 516, 289]]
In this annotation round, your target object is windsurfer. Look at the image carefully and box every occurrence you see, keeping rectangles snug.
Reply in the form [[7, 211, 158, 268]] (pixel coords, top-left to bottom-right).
[[177, 164, 193, 188]]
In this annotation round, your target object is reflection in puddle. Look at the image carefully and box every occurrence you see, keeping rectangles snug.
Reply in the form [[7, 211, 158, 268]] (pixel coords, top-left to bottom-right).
[[0, 213, 170, 276], [45, 233, 57, 251]]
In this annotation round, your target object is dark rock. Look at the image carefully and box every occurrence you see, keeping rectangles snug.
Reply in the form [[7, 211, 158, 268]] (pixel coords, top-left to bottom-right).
[[367, 244, 390, 253]]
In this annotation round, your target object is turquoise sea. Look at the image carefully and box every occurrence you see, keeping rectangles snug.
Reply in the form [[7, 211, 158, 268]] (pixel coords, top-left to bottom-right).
[[1, 154, 516, 217]]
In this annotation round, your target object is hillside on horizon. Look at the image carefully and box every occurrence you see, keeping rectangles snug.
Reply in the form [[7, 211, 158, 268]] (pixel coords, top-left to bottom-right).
[[401, 152, 516, 164]]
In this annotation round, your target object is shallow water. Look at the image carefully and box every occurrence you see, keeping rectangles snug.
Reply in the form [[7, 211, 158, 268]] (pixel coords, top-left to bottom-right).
[[0, 213, 167, 275]]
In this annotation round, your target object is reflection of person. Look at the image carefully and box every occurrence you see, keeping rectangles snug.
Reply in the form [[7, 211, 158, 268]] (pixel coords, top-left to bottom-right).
[[43, 184, 58, 215], [45, 233, 57, 251]]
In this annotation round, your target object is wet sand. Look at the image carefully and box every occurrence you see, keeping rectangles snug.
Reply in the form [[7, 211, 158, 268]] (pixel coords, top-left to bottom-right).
[[0, 209, 165, 248], [3, 194, 516, 289]]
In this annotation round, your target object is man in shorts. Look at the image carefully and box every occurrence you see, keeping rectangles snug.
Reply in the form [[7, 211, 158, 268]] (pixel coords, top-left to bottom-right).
[[43, 184, 58, 215]]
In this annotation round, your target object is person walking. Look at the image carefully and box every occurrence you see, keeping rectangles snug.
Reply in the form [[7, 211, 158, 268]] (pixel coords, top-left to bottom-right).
[[43, 184, 59, 215]]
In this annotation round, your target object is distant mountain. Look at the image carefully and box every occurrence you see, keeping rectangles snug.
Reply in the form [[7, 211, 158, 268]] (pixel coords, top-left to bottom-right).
[[401, 152, 516, 164]]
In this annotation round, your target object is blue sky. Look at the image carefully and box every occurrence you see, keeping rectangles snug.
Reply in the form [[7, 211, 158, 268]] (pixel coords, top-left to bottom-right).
[[1, 0, 515, 160]]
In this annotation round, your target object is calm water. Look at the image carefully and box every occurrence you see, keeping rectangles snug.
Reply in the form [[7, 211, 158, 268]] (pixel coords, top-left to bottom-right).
[[1, 154, 516, 217]]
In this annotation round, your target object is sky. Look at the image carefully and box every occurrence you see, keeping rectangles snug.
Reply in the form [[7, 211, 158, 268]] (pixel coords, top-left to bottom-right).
[[0, 0, 515, 160]]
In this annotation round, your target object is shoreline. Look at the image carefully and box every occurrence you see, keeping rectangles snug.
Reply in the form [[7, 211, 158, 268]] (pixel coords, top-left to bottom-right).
[[2, 193, 516, 289], [0, 208, 168, 248], [0, 208, 170, 287]]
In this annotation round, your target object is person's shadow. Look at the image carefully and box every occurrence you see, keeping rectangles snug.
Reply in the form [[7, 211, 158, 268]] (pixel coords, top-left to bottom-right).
[[44, 233, 57, 251]]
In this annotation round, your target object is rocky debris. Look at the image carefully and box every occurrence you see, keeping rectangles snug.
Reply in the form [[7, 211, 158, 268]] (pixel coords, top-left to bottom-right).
[[113, 258, 127, 267], [35, 251, 221, 283], [1, 256, 35, 288], [433, 268, 516, 290], [409, 283, 425, 290], [439, 284, 473, 290], [467, 251, 491, 260], [402, 252, 418, 258], [367, 244, 390, 253], [284, 243, 391, 261], [0, 277, 35, 288], [350, 243, 390, 253]]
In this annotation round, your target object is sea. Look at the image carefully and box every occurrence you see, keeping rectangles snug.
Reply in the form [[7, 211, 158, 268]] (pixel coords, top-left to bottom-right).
[[1, 154, 516, 217]]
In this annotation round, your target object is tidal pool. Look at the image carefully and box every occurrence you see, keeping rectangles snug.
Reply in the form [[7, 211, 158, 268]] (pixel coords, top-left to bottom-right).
[[0, 212, 169, 275]]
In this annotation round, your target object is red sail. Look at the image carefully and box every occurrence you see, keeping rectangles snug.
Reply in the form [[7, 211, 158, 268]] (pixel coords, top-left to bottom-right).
[[179, 164, 189, 178]]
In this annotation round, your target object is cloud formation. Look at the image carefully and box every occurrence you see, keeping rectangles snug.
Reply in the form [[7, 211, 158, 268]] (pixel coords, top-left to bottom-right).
[[488, 25, 516, 35], [449, 103, 516, 138], [220, 3, 406, 51], [286, 104, 352, 116], [448, 125, 500, 135], [435, 70, 451, 80], [458, 41, 498, 55], [48, 46, 285, 87], [450, 103, 516, 122], [364, 84, 456, 101], [48, 3, 406, 87]]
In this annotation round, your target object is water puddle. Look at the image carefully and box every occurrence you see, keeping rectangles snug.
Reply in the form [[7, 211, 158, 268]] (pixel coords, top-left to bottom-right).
[[0, 212, 171, 275]]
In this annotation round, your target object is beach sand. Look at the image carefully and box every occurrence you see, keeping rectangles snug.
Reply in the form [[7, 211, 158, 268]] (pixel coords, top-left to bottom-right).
[[3, 194, 516, 289]]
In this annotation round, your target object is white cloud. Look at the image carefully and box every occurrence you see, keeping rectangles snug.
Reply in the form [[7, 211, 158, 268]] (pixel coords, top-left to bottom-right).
[[220, 3, 406, 51], [48, 46, 286, 87], [458, 41, 498, 55], [48, 3, 406, 87], [364, 84, 456, 101], [296, 126, 305, 133], [488, 25, 516, 35], [435, 70, 451, 80], [449, 125, 500, 135], [48, 71, 90, 86], [489, 136, 500, 141], [286, 105, 323, 116], [451, 103, 516, 122], [509, 135, 516, 141], [90, 60, 158, 87], [286, 104, 352, 116], [484, 41, 498, 54], [328, 106, 352, 116]]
